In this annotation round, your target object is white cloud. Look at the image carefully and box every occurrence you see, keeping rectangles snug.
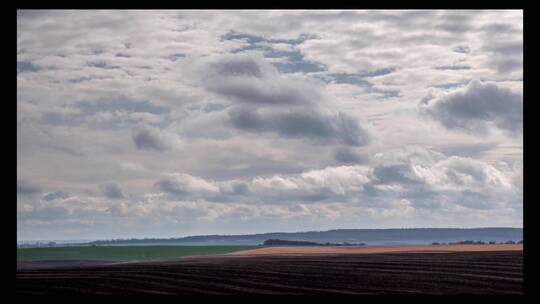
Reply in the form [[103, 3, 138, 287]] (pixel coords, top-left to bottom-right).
[[120, 162, 147, 172]]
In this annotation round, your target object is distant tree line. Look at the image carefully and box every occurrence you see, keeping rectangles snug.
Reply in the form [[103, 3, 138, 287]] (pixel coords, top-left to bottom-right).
[[17, 241, 58, 248], [263, 239, 367, 246], [431, 240, 523, 245]]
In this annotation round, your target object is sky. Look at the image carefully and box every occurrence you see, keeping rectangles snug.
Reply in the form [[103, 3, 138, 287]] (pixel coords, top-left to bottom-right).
[[17, 10, 523, 241]]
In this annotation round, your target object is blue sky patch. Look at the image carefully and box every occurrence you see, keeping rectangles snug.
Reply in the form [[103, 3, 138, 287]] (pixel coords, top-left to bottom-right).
[[17, 61, 39, 73]]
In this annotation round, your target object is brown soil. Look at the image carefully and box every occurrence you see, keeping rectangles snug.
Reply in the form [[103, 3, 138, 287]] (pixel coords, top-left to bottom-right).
[[17, 250, 523, 295], [227, 243, 523, 256]]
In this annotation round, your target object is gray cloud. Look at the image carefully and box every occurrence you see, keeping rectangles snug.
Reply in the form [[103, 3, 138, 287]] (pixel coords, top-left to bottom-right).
[[434, 12, 475, 33], [202, 54, 323, 106], [132, 125, 170, 151], [43, 191, 70, 201], [493, 58, 522, 74], [78, 98, 170, 115], [156, 173, 219, 198], [229, 108, 371, 146], [436, 142, 499, 158], [334, 148, 368, 164], [17, 179, 42, 195], [219, 180, 251, 196], [419, 79, 523, 135], [434, 64, 471, 70], [453, 45, 470, 53], [483, 40, 523, 73], [480, 23, 520, 34], [156, 179, 187, 197], [101, 183, 125, 199], [486, 41, 523, 56], [228, 107, 266, 131], [372, 164, 422, 184]]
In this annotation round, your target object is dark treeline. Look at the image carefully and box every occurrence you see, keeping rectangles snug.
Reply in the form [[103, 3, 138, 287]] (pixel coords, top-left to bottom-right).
[[263, 239, 367, 246], [432, 240, 523, 245]]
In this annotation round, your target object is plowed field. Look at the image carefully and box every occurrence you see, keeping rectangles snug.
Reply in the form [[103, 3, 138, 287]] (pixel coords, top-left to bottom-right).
[[17, 250, 523, 295]]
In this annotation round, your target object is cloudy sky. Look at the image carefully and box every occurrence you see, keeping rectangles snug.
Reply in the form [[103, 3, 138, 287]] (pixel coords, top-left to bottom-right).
[[17, 10, 523, 241]]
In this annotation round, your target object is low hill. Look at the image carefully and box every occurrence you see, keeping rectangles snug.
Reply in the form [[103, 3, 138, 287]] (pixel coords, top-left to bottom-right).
[[87, 227, 523, 246]]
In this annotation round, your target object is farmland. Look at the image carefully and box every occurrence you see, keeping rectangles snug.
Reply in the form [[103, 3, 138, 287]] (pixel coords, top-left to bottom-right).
[[17, 246, 523, 295], [17, 245, 258, 262]]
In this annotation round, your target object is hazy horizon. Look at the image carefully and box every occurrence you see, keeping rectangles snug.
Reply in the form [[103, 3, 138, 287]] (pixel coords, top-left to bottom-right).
[[17, 226, 523, 243], [17, 10, 523, 241]]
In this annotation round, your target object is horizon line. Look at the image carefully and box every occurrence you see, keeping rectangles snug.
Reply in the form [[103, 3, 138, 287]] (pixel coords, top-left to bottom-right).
[[17, 226, 524, 243]]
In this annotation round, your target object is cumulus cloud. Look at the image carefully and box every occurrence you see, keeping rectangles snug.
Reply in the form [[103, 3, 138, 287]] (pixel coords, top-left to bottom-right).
[[254, 165, 371, 196], [419, 79, 523, 135], [101, 183, 125, 199], [129, 165, 356, 206], [374, 147, 512, 190], [190, 53, 375, 147], [17, 147, 522, 239], [431, 156, 513, 191], [132, 124, 171, 151], [17, 179, 42, 195], [146, 146, 519, 212], [365, 146, 518, 210], [153, 165, 371, 204], [201, 54, 323, 106], [228, 108, 371, 146]]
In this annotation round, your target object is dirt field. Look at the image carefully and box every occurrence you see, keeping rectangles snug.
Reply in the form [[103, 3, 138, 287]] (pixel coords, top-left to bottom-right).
[[17, 249, 522, 294], [17, 260, 117, 270], [227, 244, 523, 256]]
